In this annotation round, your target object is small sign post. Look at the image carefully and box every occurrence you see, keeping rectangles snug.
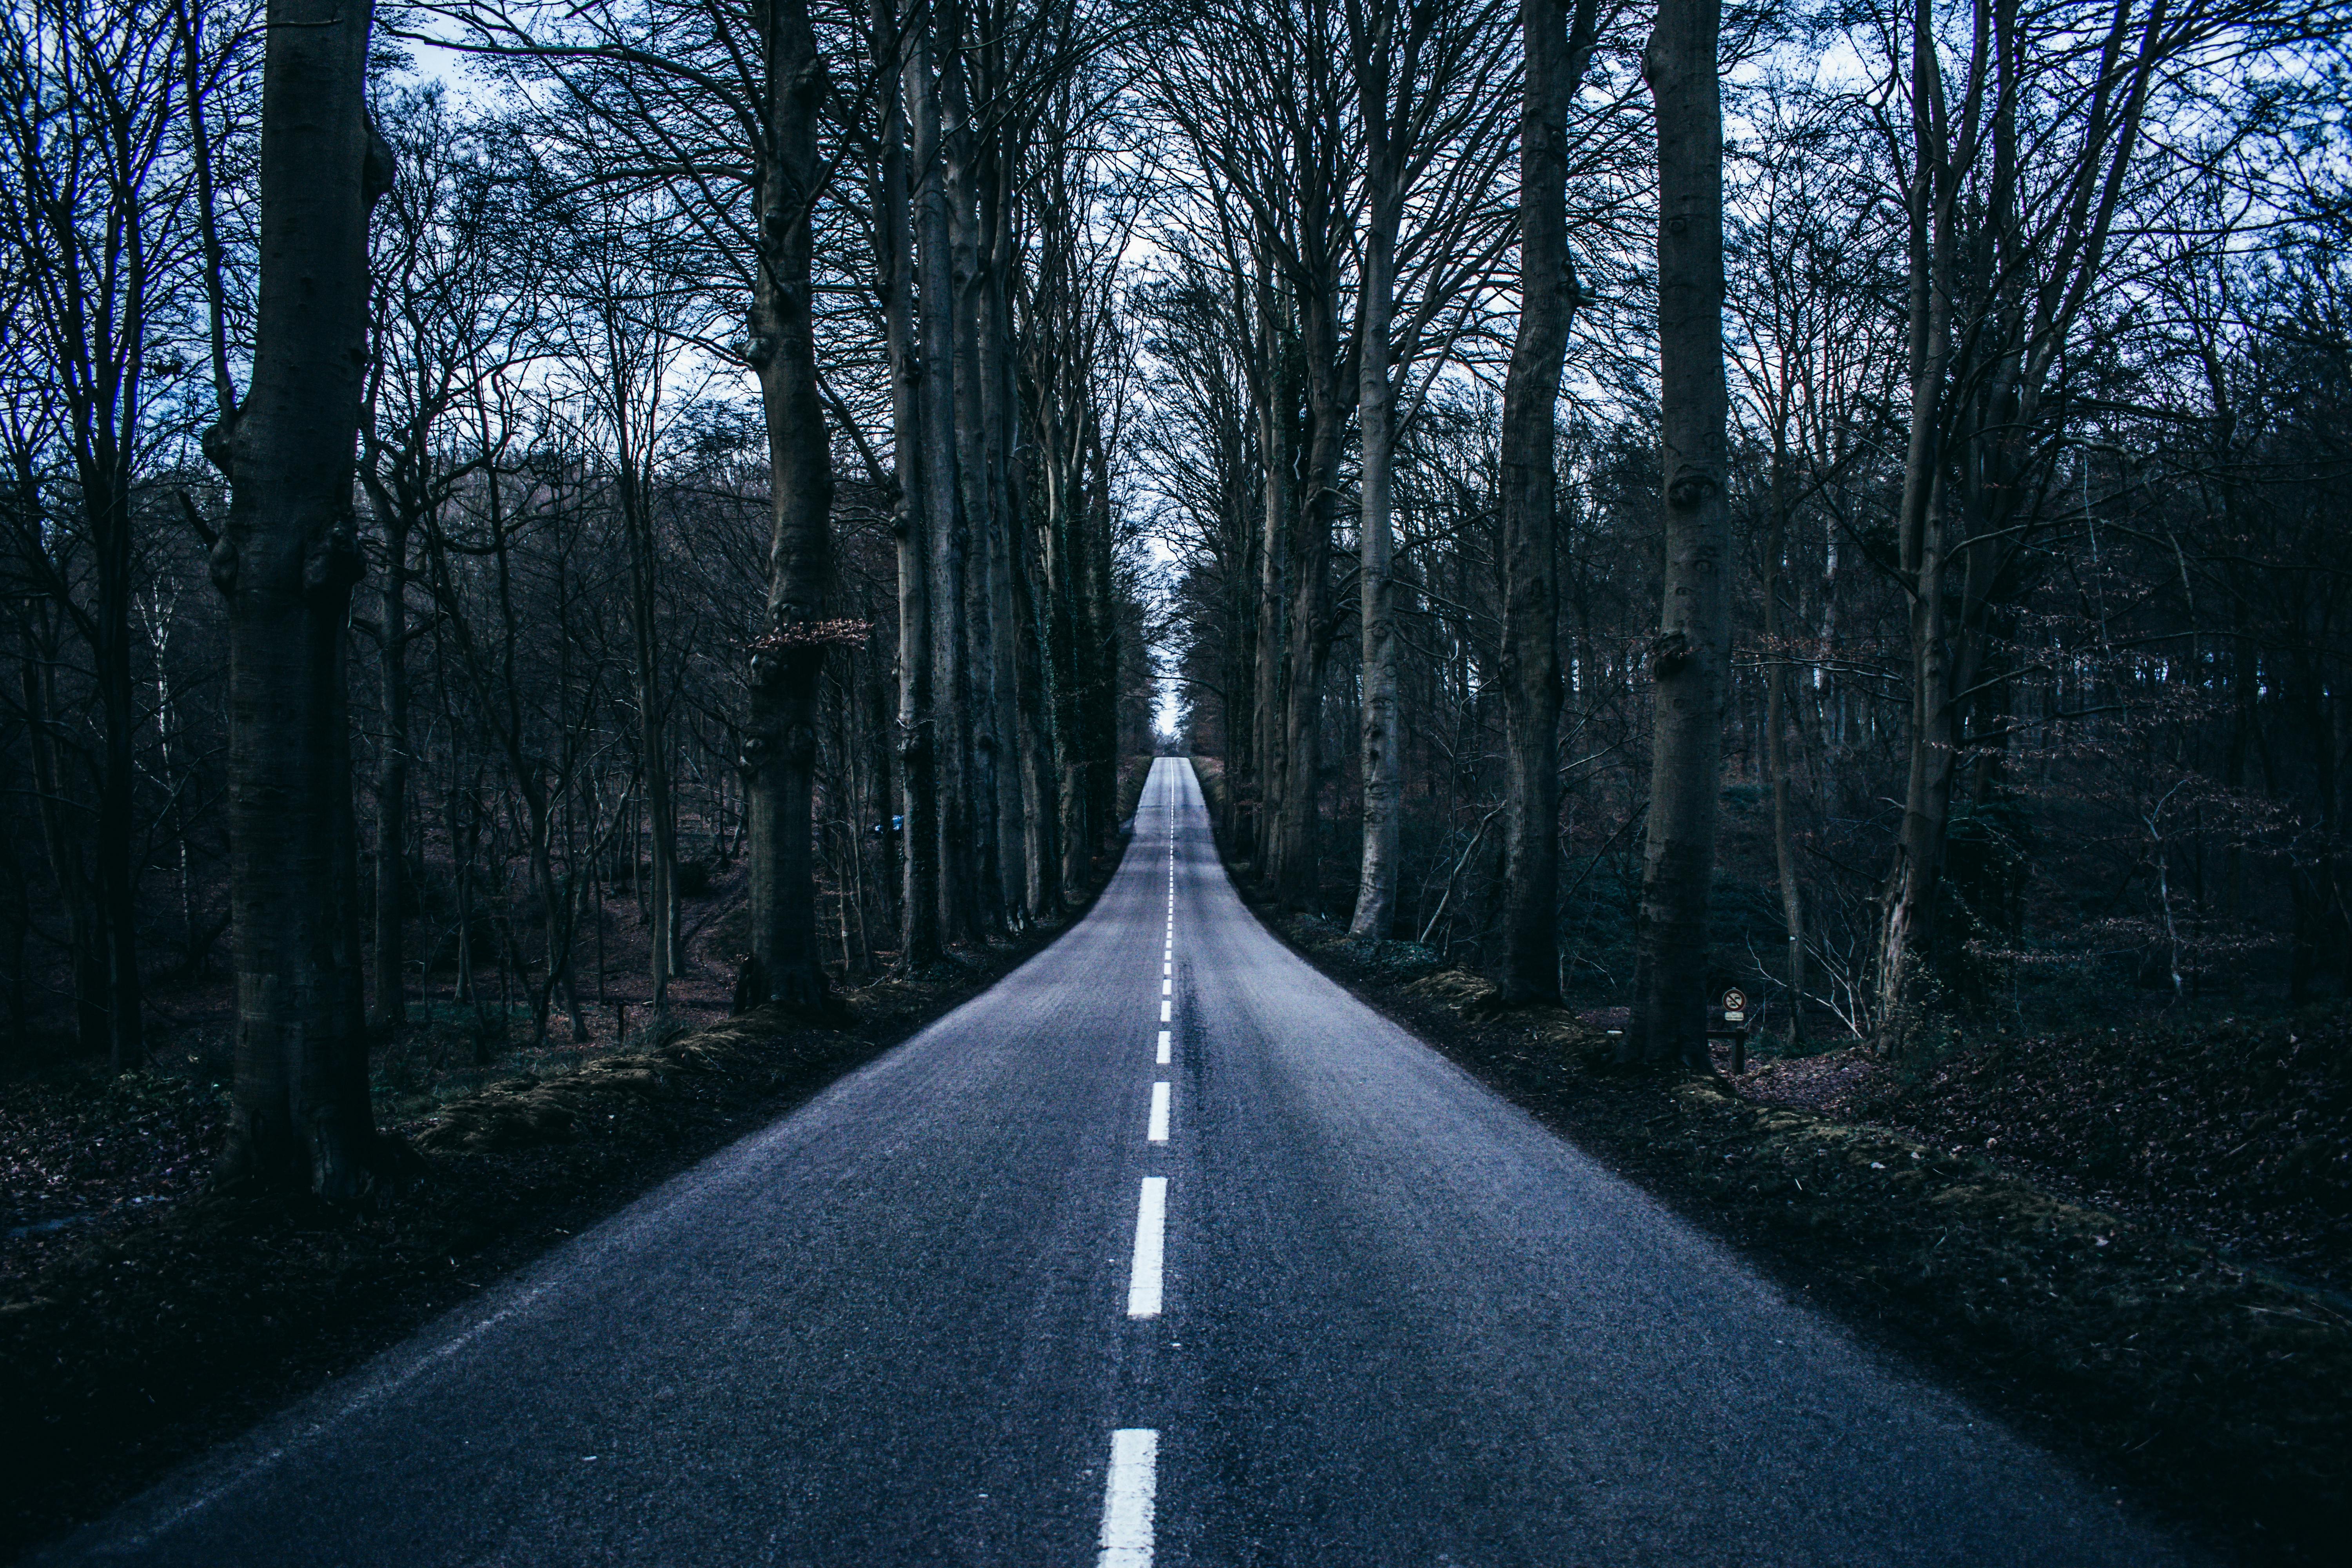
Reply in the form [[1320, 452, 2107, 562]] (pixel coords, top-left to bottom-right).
[[1713, 988, 1754, 1075]]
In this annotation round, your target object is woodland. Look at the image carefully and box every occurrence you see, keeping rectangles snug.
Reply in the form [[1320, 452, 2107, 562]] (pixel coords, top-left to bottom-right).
[[0, 0, 2348, 1205]]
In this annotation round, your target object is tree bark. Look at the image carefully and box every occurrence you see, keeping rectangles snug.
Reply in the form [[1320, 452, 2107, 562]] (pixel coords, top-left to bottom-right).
[[1275, 284, 1348, 912], [372, 509, 410, 1032], [1495, 0, 1589, 1004], [215, 0, 403, 1199], [740, 0, 835, 1013], [1627, 0, 1730, 1066], [875, 0, 938, 969], [1873, 0, 1959, 1048], [1251, 269, 1289, 878], [1348, 161, 1402, 940], [911, 6, 976, 945], [619, 450, 679, 1009], [946, 34, 1006, 929], [92, 465, 143, 1070], [980, 127, 1030, 929], [1762, 466, 1804, 1044]]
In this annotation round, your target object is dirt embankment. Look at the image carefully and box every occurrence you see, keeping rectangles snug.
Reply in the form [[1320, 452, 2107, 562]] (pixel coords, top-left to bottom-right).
[[1260, 913, 2350, 1567]]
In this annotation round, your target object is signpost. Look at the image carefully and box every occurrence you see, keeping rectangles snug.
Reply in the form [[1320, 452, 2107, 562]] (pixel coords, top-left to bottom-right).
[[1710, 988, 1757, 1075]]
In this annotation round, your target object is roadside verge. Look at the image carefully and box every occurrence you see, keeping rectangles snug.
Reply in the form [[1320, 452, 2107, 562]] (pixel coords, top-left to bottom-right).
[[1250, 908, 2349, 1566], [0, 906, 1100, 1561]]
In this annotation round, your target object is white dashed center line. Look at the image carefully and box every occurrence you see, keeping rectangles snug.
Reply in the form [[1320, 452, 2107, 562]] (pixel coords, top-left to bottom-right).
[[1147, 1082, 1170, 1143], [1160, 1000, 1170, 1021], [1096, 1428, 1158, 1568], [1126, 1178, 1166, 1318], [1161, 977, 1172, 995], [1156, 1030, 1170, 1064]]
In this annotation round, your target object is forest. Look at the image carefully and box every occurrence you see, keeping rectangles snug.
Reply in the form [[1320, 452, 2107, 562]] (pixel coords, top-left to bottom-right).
[[4, 0, 2348, 1176], [5, 0, 2352, 1555]]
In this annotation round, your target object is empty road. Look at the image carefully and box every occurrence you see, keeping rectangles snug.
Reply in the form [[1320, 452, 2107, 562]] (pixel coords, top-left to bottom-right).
[[45, 758, 2193, 1566]]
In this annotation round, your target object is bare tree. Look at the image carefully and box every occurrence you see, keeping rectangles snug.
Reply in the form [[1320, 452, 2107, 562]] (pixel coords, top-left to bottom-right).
[[1495, 0, 1602, 1002], [214, 0, 405, 1197], [1625, 0, 1730, 1065]]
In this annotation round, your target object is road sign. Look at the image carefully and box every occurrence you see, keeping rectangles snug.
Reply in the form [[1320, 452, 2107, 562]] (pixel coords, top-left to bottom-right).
[[1720, 988, 1746, 1013]]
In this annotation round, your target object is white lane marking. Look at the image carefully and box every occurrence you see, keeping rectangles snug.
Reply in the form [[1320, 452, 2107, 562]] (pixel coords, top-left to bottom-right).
[[1097, 1428, 1159, 1568], [1160, 1000, 1171, 1021], [1163, 961, 1171, 976], [1126, 1178, 1166, 1317], [1161, 977, 1171, 995], [1147, 1081, 1171, 1143], [1156, 1030, 1171, 1064]]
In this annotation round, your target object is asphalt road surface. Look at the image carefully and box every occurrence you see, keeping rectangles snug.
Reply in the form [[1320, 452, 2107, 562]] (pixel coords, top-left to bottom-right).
[[45, 759, 2197, 1567]]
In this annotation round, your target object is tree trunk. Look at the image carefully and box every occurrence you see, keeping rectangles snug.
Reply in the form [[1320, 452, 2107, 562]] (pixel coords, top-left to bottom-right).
[[1251, 274, 1289, 878], [980, 135, 1029, 929], [740, 0, 835, 1014], [1348, 178, 1401, 940], [1083, 421, 1120, 843], [1276, 287, 1347, 912], [1627, 0, 1730, 1067], [946, 38, 1005, 930], [1495, 0, 1585, 1005], [911, 11, 975, 945], [620, 456, 677, 1008], [91, 467, 143, 1070], [1762, 468, 1804, 1045], [875, 0, 938, 969], [372, 509, 410, 1032], [1873, 0, 1959, 1049], [215, 0, 403, 1200]]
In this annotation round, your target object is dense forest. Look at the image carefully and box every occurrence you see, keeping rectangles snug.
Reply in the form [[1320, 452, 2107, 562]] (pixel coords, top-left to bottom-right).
[[1151, 0, 2352, 1054], [3, 0, 2348, 1195]]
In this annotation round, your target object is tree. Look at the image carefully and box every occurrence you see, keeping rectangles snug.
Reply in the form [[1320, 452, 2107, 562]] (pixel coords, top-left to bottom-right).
[[1626, 0, 1730, 1065], [1494, 0, 1600, 1002], [1344, 0, 1516, 940], [214, 0, 406, 1197], [0, 0, 226, 1068], [739, 0, 838, 1010]]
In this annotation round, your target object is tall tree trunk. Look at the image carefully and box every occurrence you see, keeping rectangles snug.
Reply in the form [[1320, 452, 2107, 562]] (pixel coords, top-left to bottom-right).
[[1762, 465, 1804, 1044], [981, 132, 1029, 929], [1276, 289, 1346, 912], [911, 8, 975, 944], [1348, 176, 1401, 940], [1873, 0, 1958, 1049], [1082, 417, 1120, 846], [1627, 0, 1730, 1066], [740, 0, 835, 1013], [875, 0, 938, 968], [1047, 439, 1090, 904], [619, 455, 678, 1008], [91, 468, 143, 1070], [1495, 0, 1588, 1005], [215, 0, 402, 1199], [1250, 275, 1288, 878], [946, 39, 1005, 930], [373, 509, 410, 1032]]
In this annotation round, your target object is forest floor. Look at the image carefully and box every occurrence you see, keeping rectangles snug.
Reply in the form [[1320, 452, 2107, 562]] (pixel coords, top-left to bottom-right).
[[1256, 910, 2351, 1567], [0, 878, 1123, 1559]]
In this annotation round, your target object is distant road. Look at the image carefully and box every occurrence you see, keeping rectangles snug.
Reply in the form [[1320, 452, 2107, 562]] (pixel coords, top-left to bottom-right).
[[44, 758, 2195, 1566]]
